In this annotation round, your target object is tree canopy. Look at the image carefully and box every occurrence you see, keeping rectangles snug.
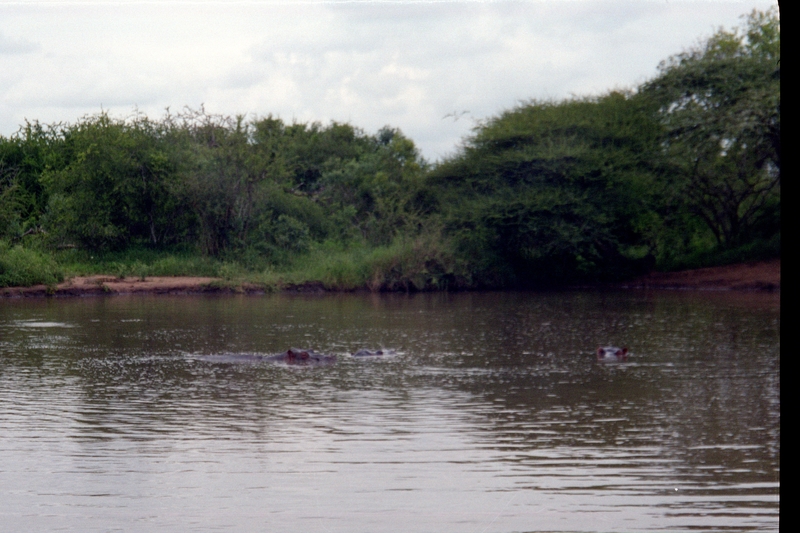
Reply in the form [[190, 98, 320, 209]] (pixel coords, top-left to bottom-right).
[[0, 9, 780, 289], [640, 8, 780, 252]]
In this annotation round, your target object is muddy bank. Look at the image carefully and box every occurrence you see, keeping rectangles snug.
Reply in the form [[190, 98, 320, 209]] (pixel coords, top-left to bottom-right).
[[617, 258, 780, 291], [0, 259, 780, 297], [0, 275, 337, 298], [0, 276, 236, 298]]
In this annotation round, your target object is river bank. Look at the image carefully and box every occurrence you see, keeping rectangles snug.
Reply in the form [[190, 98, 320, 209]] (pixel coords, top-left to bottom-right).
[[0, 258, 780, 298], [613, 258, 780, 291]]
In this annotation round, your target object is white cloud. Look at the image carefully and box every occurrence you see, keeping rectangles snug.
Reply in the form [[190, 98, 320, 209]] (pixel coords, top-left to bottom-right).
[[0, 0, 778, 159], [0, 31, 40, 54]]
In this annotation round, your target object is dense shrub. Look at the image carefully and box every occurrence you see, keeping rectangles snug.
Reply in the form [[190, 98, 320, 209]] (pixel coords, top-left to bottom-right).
[[0, 242, 64, 287]]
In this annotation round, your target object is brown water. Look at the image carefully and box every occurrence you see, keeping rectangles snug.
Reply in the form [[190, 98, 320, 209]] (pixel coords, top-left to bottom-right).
[[0, 291, 779, 532]]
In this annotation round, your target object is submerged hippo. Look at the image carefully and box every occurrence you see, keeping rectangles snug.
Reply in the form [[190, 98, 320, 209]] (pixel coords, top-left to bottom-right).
[[596, 346, 628, 362], [195, 348, 335, 365], [352, 349, 396, 357], [194, 353, 266, 364], [266, 348, 337, 365]]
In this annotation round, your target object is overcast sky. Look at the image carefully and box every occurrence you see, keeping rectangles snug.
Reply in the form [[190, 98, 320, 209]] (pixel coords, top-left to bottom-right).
[[0, 0, 778, 160]]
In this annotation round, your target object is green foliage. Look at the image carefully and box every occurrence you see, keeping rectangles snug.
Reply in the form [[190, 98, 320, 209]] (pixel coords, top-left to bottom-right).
[[53, 246, 222, 278], [360, 233, 464, 291], [277, 120, 373, 193], [0, 9, 780, 289], [0, 121, 66, 240], [432, 92, 661, 286], [0, 241, 64, 287], [41, 112, 193, 251], [659, 231, 780, 272], [0, 162, 21, 237], [260, 230, 463, 292], [319, 127, 432, 246], [173, 110, 284, 256], [640, 8, 780, 251]]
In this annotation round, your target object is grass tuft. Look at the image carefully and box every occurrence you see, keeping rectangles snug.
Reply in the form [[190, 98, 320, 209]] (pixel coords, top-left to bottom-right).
[[0, 241, 64, 288]]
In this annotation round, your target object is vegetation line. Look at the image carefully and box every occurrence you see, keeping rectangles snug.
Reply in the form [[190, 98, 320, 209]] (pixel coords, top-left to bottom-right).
[[0, 9, 779, 291]]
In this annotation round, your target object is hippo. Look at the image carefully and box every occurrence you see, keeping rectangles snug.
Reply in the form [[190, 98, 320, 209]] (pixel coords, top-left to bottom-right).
[[266, 348, 337, 365], [596, 346, 628, 362], [194, 353, 266, 364], [352, 349, 396, 357], [195, 348, 335, 365]]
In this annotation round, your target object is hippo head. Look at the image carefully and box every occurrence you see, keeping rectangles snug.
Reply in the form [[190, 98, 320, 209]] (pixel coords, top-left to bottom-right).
[[286, 349, 311, 362], [597, 346, 628, 360]]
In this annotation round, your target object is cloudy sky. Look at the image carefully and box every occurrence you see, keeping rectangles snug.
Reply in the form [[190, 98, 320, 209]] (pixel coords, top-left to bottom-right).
[[0, 0, 778, 160]]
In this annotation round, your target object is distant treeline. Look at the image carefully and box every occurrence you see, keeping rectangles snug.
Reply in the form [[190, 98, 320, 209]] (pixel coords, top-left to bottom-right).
[[0, 9, 780, 289]]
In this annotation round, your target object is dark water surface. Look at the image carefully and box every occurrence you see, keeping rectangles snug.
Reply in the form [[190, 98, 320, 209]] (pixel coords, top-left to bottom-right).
[[0, 291, 779, 532]]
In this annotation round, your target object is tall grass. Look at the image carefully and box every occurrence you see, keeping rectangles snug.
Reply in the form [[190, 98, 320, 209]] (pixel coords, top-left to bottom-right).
[[54, 246, 224, 278], [0, 241, 64, 288], [657, 233, 781, 272], [258, 233, 469, 291]]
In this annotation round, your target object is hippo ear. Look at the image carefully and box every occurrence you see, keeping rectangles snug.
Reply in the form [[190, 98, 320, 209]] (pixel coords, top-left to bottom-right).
[[597, 347, 605, 356]]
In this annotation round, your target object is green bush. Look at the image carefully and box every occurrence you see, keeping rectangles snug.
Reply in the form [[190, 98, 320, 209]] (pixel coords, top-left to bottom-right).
[[257, 231, 467, 292], [0, 242, 64, 287], [659, 233, 781, 272]]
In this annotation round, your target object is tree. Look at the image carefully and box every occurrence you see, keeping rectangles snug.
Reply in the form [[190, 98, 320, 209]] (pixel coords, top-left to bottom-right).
[[429, 92, 661, 286], [42, 112, 191, 251], [0, 121, 66, 240], [174, 110, 284, 256], [319, 127, 431, 246], [640, 8, 780, 249]]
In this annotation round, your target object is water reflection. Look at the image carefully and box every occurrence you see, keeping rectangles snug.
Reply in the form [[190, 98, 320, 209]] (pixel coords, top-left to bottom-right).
[[0, 291, 779, 531]]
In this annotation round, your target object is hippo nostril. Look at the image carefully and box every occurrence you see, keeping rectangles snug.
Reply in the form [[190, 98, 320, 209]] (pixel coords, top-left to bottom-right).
[[597, 346, 629, 362]]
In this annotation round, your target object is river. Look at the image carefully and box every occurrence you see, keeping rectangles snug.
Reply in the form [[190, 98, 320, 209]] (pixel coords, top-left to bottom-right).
[[0, 290, 780, 532]]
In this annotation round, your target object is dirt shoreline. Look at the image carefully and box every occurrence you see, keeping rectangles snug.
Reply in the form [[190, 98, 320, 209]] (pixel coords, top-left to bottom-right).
[[0, 259, 780, 298], [612, 258, 780, 292]]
